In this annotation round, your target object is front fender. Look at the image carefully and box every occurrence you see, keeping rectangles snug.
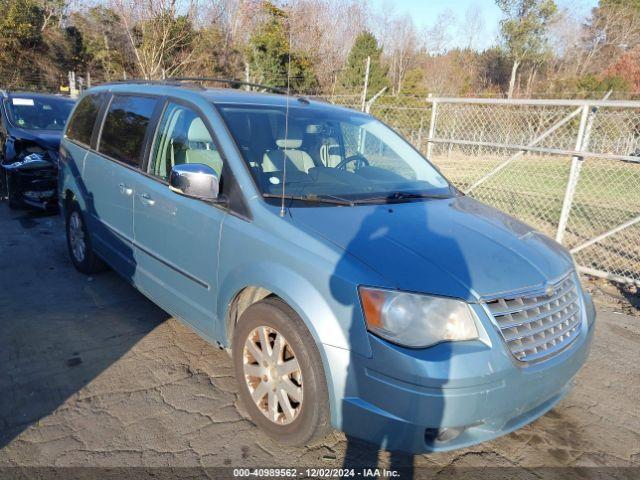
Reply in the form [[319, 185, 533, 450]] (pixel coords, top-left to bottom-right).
[[217, 261, 357, 353], [217, 260, 371, 429]]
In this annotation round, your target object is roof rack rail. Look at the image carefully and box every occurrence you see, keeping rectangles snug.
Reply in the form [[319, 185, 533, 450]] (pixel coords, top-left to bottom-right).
[[170, 77, 287, 94], [100, 77, 287, 95], [100, 79, 198, 88]]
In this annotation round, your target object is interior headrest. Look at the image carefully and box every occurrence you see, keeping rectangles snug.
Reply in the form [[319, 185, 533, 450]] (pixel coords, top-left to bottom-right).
[[275, 123, 303, 149], [188, 117, 211, 142]]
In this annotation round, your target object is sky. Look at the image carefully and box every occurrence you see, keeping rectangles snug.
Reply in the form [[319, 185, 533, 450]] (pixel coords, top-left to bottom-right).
[[371, 0, 598, 50]]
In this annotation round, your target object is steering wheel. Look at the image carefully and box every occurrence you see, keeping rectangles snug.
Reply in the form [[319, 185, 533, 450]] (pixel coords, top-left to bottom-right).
[[336, 154, 370, 171]]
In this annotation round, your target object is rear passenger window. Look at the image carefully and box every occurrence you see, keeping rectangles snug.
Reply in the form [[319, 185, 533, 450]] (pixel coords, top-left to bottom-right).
[[66, 93, 104, 146], [99, 95, 158, 167]]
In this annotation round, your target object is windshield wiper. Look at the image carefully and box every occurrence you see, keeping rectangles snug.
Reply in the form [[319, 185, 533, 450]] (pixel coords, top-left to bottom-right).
[[262, 193, 354, 206], [353, 191, 453, 204]]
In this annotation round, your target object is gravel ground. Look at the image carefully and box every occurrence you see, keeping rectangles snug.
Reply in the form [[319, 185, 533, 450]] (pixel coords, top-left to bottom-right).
[[0, 206, 638, 478]]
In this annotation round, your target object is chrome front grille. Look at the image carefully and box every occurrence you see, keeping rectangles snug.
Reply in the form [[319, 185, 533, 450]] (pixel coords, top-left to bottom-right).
[[485, 273, 582, 363]]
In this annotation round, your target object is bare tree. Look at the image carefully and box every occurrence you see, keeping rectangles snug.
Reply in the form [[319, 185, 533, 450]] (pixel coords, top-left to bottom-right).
[[459, 4, 485, 50], [110, 0, 199, 79], [39, 0, 66, 31], [386, 14, 419, 94], [289, 0, 368, 90], [497, 0, 557, 99], [576, 3, 640, 76], [424, 9, 456, 55]]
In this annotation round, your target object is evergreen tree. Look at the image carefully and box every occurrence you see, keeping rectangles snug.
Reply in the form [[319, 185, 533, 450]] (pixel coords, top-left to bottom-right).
[[246, 2, 318, 93], [0, 0, 46, 88], [400, 68, 426, 96], [340, 31, 389, 98]]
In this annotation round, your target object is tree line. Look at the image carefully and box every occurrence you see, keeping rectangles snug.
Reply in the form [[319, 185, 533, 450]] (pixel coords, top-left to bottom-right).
[[0, 0, 639, 99]]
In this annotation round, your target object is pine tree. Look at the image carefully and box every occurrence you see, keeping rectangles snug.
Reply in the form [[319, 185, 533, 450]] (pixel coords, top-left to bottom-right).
[[400, 68, 426, 96], [340, 31, 389, 98], [246, 2, 319, 93]]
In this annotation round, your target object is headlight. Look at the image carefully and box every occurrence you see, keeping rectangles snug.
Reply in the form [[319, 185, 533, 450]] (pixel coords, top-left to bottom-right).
[[359, 287, 478, 348]]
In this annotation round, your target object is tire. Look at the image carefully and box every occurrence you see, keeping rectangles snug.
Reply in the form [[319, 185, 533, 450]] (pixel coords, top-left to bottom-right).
[[65, 201, 105, 274], [233, 297, 331, 446]]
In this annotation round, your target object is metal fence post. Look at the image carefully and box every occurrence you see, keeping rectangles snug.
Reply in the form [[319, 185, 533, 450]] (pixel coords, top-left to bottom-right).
[[361, 56, 370, 112], [426, 100, 438, 159], [416, 115, 425, 152], [556, 104, 594, 244], [364, 87, 387, 114]]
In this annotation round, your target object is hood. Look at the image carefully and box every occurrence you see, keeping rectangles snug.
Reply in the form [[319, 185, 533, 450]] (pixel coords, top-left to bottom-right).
[[289, 196, 573, 301], [11, 129, 63, 151]]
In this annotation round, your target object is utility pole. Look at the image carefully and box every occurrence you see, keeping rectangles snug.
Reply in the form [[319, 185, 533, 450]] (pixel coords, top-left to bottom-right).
[[361, 56, 371, 112], [68, 71, 78, 98]]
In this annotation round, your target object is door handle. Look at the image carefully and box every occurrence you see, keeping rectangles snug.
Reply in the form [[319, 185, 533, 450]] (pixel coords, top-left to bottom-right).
[[118, 183, 133, 196], [137, 192, 155, 206]]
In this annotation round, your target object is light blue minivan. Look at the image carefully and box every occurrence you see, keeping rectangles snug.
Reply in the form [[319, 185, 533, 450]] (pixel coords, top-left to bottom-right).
[[58, 81, 595, 453]]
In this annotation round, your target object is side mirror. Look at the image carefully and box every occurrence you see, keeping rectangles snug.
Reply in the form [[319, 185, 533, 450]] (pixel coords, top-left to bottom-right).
[[169, 163, 219, 202]]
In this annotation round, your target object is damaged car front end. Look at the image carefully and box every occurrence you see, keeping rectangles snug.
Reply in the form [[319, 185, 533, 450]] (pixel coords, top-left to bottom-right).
[[0, 92, 75, 210], [4, 147, 59, 210]]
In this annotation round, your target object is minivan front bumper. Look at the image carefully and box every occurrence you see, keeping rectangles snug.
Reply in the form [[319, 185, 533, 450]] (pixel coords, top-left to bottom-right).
[[326, 300, 595, 453]]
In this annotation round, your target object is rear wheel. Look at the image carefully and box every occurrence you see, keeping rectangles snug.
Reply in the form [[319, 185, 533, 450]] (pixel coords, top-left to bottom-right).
[[66, 201, 105, 274], [233, 297, 331, 446]]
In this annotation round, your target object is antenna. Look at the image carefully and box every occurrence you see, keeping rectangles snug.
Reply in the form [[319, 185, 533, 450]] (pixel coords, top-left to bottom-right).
[[279, 14, 293, 218]]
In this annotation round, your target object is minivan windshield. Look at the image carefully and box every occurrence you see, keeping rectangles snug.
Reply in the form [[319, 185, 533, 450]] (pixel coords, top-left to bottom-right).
[[6, 95, 74, 131], [217, 103, 453, 203]]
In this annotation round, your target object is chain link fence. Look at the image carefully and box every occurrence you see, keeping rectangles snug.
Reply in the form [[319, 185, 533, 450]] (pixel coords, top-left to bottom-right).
[[327, 94, 640, 286]]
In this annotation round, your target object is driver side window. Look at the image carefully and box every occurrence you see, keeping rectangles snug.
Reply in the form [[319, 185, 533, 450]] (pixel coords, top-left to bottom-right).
[[149, 102, 223, 181]]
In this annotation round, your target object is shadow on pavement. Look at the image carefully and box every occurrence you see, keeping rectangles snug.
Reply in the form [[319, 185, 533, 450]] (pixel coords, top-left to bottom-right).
[[0, 207, 168, 448]]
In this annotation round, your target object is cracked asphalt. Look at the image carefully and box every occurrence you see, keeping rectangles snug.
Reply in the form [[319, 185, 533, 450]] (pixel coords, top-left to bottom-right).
[[0, 206, 639, 474]]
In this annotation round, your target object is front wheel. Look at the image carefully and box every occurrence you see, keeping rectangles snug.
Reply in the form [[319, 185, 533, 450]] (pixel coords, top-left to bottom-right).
[[65, 201, 105, 274], [233, 297, 331, 446]]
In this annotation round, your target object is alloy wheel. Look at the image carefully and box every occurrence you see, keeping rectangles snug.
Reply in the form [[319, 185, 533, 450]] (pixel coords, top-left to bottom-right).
[[69, 211, 86, 263], [242, 325, 303, 425]]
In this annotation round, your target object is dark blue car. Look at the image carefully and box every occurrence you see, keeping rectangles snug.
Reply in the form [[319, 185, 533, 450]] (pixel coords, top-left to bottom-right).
[[0, 91, 75, 209]]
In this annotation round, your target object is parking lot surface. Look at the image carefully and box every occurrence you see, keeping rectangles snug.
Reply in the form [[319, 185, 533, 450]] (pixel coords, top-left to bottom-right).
[[0, 206, 638, 474]]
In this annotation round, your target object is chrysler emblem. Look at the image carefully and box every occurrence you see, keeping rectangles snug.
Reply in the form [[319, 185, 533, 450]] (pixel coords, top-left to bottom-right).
[[545, 285, 554, 297]]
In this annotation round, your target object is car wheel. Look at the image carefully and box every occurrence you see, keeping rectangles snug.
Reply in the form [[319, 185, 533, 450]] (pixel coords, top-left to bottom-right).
[[66, 202, 105, 274], [233, 297, 331, 446]]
